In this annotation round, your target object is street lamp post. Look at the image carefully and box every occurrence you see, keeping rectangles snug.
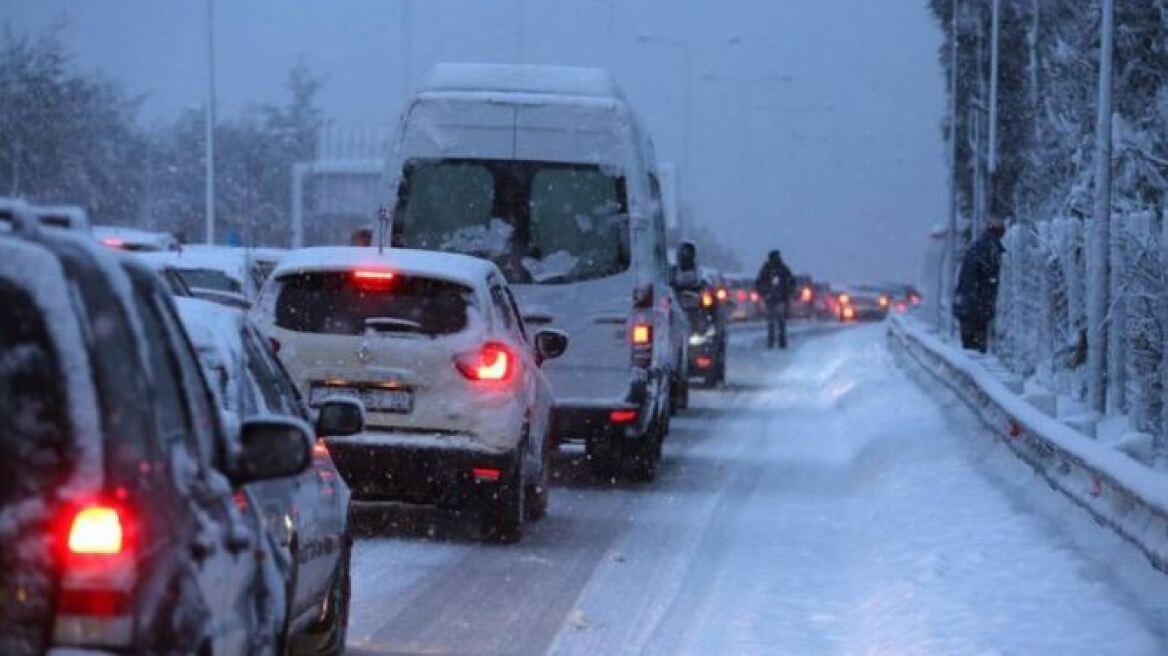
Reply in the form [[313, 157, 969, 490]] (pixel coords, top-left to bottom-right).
[[204, 0, 218, 245]]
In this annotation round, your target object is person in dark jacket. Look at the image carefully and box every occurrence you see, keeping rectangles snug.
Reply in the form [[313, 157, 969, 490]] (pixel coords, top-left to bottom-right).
[[755, 250, 795, 349], [953, 218, 1007, 352]]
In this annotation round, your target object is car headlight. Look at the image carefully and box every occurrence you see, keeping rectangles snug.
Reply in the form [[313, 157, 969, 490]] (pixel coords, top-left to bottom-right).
[[688, 327, 717, 346]]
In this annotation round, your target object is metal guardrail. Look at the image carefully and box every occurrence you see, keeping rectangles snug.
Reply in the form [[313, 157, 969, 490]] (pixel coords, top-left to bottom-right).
[[888, 316, 1168, 575]]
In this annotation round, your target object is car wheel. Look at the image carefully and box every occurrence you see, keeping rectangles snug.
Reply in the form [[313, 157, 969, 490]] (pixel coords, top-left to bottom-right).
[[526, 431, 552, 522], [483, 458, 525, 544], [292, 536, 350, 656], [675, 375, 690, 410]]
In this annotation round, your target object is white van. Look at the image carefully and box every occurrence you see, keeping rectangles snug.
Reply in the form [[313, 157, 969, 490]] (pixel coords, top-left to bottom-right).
[[385, 63, 687, 481]]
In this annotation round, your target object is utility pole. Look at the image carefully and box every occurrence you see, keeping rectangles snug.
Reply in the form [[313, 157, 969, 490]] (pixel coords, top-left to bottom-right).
[[943, 0, 961, 333], [204, 0, 218, 245], [1087, 0, 1115, 413], [987, 0, 1001, 218]]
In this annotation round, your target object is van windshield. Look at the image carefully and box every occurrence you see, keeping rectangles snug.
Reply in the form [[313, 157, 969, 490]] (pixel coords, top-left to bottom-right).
[[392, 159, 630, 285]]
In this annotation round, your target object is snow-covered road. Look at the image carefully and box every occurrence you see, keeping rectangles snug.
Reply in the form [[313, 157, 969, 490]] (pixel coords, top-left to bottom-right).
[[346, 324, 1168, 656]]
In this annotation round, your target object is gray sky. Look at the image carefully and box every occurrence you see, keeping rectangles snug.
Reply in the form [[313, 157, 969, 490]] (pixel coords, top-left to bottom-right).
[[6, 0, 945, 285]]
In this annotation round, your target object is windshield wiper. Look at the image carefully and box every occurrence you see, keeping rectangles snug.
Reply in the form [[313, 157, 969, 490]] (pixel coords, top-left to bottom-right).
[[364, 317, 424, 334]]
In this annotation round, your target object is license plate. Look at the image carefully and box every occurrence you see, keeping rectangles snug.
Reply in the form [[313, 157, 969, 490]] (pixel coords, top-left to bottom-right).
[[362, 387, 413, 413], [310, 384, 413, 414]]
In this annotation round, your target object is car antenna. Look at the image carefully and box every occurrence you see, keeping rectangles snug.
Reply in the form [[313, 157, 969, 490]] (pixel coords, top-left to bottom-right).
[[377, 204, 390, 254]]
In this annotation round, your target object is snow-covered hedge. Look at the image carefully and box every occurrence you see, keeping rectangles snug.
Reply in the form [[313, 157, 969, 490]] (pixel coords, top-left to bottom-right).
[[992, 214, 1167, 448]]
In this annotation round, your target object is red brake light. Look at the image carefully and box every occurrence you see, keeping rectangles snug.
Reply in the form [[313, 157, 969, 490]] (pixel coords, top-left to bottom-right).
[[472, 467, 502, 481], [838, 293, 850, 305], [696, 355, 713, 369], [842, 305, 856, 320], [100, 238, 125, 249], [735, 290, 747, 302], [750, 291, 760, 303], [610, 409, 638, 424], [632, 323, 652, 345], [67, 505, 124, 555], [455, 343, 515, 382], [352, 269, 395, 289], [312, 440, 330, 459], [801, 287, 813, 303]]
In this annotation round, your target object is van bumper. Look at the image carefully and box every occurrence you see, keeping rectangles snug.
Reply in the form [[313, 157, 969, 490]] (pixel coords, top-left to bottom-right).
[[549, 367, 665, 444]]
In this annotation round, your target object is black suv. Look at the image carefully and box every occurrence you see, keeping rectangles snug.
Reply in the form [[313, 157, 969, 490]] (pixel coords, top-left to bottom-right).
[[0, 202, 311, 655]]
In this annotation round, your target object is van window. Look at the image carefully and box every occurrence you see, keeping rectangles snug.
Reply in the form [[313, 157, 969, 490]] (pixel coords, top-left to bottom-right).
[[394, 158, 630, 285], [274, 271, 474, 336]]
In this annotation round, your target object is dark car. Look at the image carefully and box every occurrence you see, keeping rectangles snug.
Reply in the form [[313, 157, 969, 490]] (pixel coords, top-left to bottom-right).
[[677, 282, 728, 387], [176, 298, 358, 655], [838, 285, 891, 322], [0, 202, 311, 655]]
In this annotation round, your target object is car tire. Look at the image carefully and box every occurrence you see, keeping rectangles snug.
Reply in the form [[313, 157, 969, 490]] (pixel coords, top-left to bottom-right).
[[483, 458, 525, 544], [675, 375, 690, 411], [526, 431, 552, 522], [292, 536, 350, 656]]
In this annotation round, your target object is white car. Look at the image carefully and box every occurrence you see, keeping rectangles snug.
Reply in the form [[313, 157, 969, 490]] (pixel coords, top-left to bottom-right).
[[136, 245, 279, 308], [93, 224, 181, 252], [251, 247, 568, 542], [175, 297, 356, 654]]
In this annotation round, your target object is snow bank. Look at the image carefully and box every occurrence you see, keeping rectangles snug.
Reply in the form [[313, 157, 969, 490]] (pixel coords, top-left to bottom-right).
[[889, 315, 1168, 573]]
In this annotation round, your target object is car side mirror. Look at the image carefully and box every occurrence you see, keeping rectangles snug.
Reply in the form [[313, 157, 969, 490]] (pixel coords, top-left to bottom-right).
[[534, 329, 569, 364], [231, 417, 312, 486], [315, 396, 366, 437]]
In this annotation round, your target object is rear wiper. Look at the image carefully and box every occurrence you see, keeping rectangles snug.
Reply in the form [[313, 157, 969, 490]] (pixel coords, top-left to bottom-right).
[[364, 317, 423, 334]]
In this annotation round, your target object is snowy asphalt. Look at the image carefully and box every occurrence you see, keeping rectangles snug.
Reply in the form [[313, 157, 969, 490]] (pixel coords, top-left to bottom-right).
[[345, 323, 1168, 656]]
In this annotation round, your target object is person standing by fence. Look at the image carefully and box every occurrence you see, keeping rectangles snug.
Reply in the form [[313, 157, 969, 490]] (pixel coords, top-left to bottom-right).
[[953, 218, 1007, 352]]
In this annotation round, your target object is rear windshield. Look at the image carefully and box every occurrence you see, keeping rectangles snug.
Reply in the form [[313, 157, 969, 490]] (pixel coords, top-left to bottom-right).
[[274, 271, 474, 336], [392, 158, 630, 285], [176, 268, 242, 294]]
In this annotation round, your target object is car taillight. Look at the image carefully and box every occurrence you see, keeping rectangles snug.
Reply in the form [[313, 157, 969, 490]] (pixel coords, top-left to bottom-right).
[[909, 294, 921, 305], [716, 287, 728, 302], [735, 290, 747, 303], [454, 342, 515, 382], [878, 295, 890, 308], [801, 287, 813, 303], [631, 320, 653, 367], [701, 291, 714, 308], [696, 355, 713, 369], [838, 293, 850, 305], [750, 291, 760, 303], [67, 506, 124, 555], [100, 238, 125, 249], [312, 440, 330, 459], [842, 305, 856, 321], [55, 502, 136, 647], [632, 323, 652, 345], [610, 409, 638, 424]]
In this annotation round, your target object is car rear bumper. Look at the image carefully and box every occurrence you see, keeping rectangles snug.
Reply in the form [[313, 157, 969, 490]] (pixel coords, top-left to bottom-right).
[[325, 432, 517, 509], [550, 367, 664, 444]]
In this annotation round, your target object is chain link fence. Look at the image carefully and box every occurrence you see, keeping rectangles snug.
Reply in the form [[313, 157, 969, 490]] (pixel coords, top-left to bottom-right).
[[991, 213, 1166, 446]]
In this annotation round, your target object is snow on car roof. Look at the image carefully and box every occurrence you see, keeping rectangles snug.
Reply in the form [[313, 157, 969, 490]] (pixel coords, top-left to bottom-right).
[[92, 224, 176, 246], [271, 246, 500, 289], [134, 246, 250, 282], [420, 63, 623, 100]]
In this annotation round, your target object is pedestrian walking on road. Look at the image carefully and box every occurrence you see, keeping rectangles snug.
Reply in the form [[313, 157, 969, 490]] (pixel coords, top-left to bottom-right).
[[755, 250, 795, 349], [953, 218, 1007, 353]]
